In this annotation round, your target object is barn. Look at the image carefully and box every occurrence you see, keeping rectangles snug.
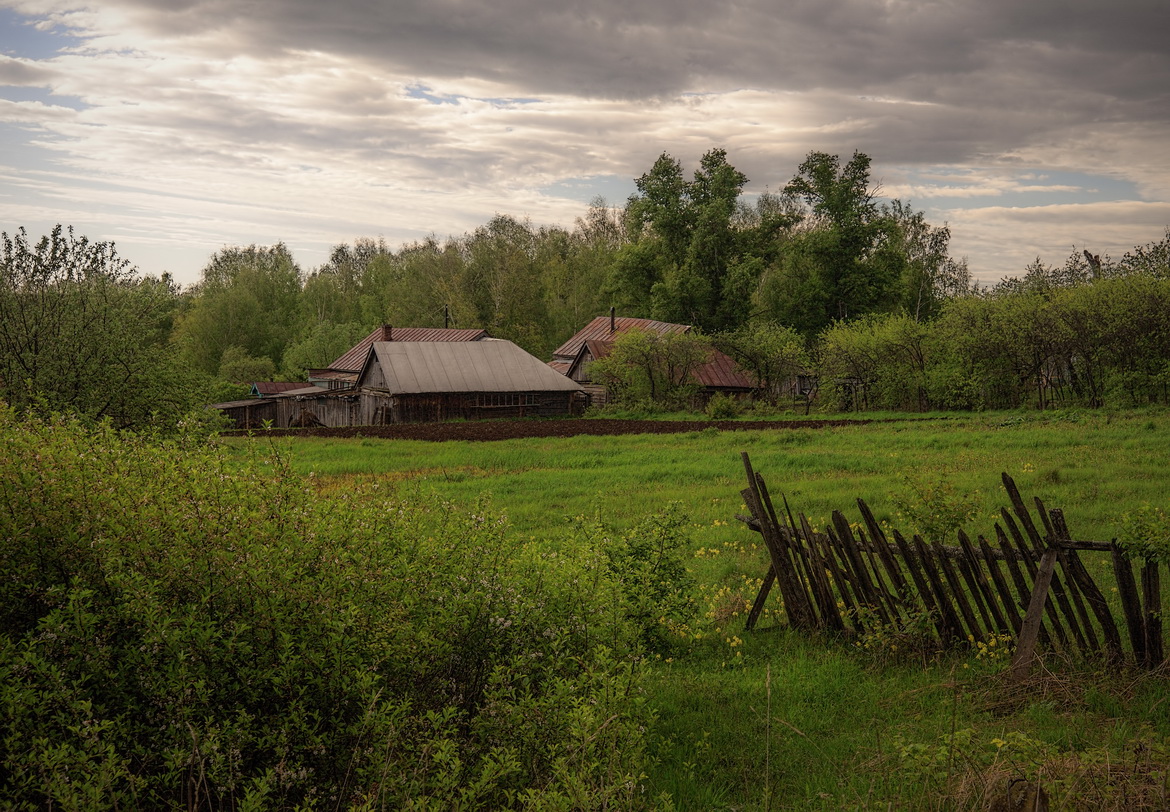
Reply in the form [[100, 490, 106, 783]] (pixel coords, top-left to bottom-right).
[[354, 340, 586, 423], [264, 339, 586, 427]]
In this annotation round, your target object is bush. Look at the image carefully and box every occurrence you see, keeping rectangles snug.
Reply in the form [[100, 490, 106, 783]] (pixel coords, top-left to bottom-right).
[[0, 408, 656, 809], [704, 392, 742, 419]]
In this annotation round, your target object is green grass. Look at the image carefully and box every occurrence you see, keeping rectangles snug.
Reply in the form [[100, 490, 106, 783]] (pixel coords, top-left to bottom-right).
[[246, 408, 1170, 547], [226, 408, 1170, 809]]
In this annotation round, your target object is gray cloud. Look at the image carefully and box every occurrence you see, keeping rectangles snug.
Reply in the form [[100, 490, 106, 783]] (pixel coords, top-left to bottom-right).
[[1, 0, 1167, 283]]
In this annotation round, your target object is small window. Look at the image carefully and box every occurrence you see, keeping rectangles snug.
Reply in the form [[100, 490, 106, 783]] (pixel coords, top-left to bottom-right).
[[476, 393, 537, 407]]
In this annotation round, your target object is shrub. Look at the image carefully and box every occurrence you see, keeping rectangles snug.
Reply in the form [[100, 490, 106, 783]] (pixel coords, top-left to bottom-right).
[[0, 407, 655, 808]]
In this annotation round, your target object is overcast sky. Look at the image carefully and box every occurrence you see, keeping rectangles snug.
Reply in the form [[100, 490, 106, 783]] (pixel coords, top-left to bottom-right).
[[2, 0, 1168, 287]]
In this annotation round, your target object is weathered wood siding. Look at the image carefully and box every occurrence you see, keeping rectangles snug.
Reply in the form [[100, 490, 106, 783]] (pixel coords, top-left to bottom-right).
[[271, 389, 586, 426]]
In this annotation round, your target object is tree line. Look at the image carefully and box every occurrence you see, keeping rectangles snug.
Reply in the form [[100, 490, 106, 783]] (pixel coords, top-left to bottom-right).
[[2, 148, 1169, 427]]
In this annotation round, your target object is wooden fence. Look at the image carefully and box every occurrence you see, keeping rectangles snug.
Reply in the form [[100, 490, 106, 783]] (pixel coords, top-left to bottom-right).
[[736, 452, 1165, 675]]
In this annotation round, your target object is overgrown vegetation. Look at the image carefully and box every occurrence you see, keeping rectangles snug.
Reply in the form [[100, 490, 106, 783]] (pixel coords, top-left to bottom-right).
[[6, 147, 1170, 424], [0, 408, 679, 809]]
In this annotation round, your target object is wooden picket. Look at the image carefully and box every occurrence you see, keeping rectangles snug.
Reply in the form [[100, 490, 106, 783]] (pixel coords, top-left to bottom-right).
[[736, 454, 1165, 674]]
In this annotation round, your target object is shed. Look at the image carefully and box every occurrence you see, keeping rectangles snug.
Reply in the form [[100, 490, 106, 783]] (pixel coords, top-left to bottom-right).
[[208, 398, 277, 429], [356, 339, 586, 423]]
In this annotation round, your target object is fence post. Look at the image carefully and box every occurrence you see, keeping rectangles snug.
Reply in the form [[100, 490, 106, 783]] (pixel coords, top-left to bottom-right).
[[1009, 545, 1059, 682]]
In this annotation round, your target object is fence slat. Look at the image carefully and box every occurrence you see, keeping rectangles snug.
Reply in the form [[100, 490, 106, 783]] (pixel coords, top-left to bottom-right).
[[1036, 500, 1100, 654], [832, 512, 895, 625], [979, 534, 1023, 634], [1141, 561, 1163, 667], [914, 535, 966, 644], [798, 513, 847, 632], [892, 529, 950, 644], [931, 538, 986, 643], [856, 499, 912, 600], [1111, 541, 1146, 663], [958, 530, 1011, 634], [1010, 546, 1060, 682], [1001, 510, 1070, 650]]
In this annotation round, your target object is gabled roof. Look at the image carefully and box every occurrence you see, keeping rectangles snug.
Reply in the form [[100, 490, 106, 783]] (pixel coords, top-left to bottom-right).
[[551, 316, 688, 362], [359, 340, 584, 395], [328, 325, 490, 372]]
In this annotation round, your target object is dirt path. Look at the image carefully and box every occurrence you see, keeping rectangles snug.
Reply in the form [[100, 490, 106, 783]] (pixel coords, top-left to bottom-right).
[[226, 417, 873, 442]]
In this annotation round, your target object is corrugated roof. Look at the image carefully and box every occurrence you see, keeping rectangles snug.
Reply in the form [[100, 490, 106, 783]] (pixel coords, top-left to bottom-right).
[[694, 349, 756, 390], [329, 325, 490, 372], [551, 316, 689, 361], [360, 340, 584, 394]]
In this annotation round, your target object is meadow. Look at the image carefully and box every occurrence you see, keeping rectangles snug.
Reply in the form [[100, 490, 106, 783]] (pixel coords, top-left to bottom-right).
[[5, 408, 1167, 809], [259, 407, 1170, 809]]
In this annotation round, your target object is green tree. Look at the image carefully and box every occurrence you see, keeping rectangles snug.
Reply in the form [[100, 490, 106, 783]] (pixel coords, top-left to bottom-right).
[[589, 328, 712, 409], [879, 200, 970, 321], [773, 151, 898, 334], [175, 244, 302, 376], [818, 312, 931, 411], [617, 149, 756, 332], [217, 345, 277, 384], [0, 225, 200, 427], [714, 321, 808, 403], [281, 321, 370, 379]]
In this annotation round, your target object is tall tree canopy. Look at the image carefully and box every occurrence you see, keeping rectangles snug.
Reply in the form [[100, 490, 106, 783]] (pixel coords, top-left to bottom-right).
[[175, 244, 302, 375], [0, 225, 200, 427]]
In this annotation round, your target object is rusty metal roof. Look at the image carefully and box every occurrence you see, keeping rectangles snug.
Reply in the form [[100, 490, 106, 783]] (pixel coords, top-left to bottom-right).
[[328, 325, 490, 371], [360, 340, 584, 394], [694, 348, 755, 390], [551, 316, 689, 361]]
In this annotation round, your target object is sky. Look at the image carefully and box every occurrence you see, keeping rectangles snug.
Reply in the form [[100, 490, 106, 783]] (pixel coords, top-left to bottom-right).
[[1, 0, 1168, 288]]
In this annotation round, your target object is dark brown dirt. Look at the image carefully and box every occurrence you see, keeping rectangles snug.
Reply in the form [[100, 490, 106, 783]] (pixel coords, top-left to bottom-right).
[[225, 417, 873, 442]]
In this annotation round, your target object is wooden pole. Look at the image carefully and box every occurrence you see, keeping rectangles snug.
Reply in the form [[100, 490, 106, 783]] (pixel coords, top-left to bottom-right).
[[1010, 545, 1059, 682]]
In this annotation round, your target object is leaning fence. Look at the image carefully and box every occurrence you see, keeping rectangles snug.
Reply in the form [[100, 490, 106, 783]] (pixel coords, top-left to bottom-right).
[[735, 452, 1164, 676]]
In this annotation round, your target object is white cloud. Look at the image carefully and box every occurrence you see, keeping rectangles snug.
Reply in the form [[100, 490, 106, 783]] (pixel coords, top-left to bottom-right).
[[0, 0, 1167, 286]]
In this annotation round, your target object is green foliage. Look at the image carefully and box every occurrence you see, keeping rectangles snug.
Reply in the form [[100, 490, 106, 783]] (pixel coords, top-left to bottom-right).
[[714, 321, 808, 404], [175, 243, 303, 375], [818, 312, 931, 411], [0, 408, 657, 808], [0, 225, 205, 429], [704, 391, 742, 419], [892, 475, 981, 544], [588, 328, 712, 410], [1120, 503, 1170, 563], [280, 320, 369, 379], [216, 344, 276, 383], [595, 503, 698, 652]]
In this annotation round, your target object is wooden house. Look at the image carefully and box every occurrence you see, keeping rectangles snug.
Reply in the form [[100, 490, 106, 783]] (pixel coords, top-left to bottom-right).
[[354, 340, 586, 423], [263, 340, 585, 427]]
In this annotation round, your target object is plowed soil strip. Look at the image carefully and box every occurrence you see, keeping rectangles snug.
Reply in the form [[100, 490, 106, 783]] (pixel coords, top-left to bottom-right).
[[225, 418, 874, 442]]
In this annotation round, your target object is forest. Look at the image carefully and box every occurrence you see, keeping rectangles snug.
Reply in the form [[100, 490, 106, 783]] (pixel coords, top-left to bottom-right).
[[2, 148, 1170, 428]]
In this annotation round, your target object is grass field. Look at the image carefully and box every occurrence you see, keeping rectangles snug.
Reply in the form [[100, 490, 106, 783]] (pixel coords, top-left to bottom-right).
[[230, 408, 1170, 809]]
